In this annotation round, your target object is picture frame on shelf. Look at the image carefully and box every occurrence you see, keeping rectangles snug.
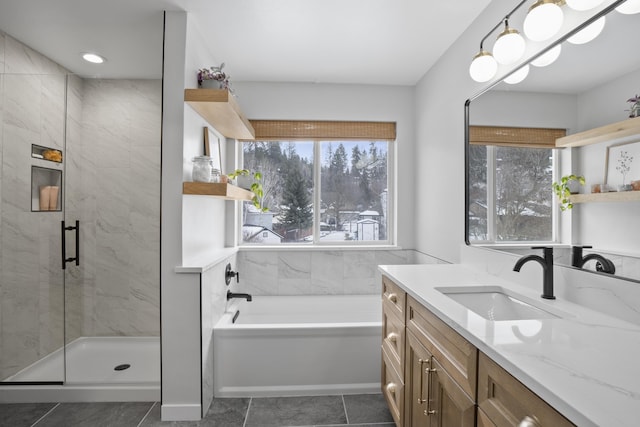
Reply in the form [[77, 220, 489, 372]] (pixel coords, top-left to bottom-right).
[[203, 126, 222, 171], [604, 140, 638, 189]]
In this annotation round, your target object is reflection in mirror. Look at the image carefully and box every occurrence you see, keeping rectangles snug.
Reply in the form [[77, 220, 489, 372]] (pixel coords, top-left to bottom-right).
[[466, 5, 640, 283]]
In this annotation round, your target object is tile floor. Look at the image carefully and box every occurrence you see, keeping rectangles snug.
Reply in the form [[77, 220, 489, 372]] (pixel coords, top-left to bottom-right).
[[0, 393, 394, 427]]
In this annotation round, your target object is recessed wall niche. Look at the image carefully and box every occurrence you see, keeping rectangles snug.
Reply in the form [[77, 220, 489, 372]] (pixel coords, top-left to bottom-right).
[[31, 144, 63, 163], [31, 166, 62, 212]]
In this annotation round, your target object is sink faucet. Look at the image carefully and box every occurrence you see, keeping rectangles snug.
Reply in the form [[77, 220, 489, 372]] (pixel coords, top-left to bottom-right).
[[571, 246, 615, 274], [513, 246, 555, 300], [227, 290, 252, 302]]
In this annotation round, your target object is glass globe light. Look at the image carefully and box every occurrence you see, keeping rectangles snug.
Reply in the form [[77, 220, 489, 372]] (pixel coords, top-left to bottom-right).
[[524, 0, 564, 42], [469, 50, 498, 82], [504, 65, 530, 85], [565, 0, 604, 11], [616, 0, 640, 14], [531, 44, 562, 67], [493, 26, 526, 65], [568, 16, 605, 44]]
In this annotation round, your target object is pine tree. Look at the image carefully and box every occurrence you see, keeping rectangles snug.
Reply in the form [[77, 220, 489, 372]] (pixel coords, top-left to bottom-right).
[[280, 160, 312, 241]]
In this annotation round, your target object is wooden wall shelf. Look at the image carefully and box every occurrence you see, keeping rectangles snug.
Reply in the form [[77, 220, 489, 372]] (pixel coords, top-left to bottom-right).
[[183, 182, 254, 201], [556, 117, 640, 148], [570, 191, 640, 204], [184, 89, 255, 140]]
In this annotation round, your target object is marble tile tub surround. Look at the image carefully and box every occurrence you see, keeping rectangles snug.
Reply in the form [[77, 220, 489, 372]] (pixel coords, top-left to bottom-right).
[[237, 248, 445, 296], [460, 244, 640, 325]]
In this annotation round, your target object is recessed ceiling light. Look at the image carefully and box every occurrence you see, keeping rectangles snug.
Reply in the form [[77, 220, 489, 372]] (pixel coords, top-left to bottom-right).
[[82, 53, 106, 64]]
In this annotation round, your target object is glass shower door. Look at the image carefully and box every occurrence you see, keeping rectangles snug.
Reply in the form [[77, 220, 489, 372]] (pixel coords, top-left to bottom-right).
[[0, 72, 67, 384]]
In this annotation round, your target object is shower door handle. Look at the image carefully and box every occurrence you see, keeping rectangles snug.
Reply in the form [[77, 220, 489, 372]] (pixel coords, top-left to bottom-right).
[[61, 220, 80, 269]]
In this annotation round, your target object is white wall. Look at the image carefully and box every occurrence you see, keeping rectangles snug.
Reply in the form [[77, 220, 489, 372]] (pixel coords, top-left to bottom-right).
[[232, 81, 416, 249], [413, 0, 622, 262], [575, 67, 640, 256]]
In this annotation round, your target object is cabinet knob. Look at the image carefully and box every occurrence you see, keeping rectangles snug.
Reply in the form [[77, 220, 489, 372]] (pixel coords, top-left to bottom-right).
[[387, 293, 398, 303], [386, 332, 398, 342], [385, 383, 397, 395], [518, 416, 541, 427]]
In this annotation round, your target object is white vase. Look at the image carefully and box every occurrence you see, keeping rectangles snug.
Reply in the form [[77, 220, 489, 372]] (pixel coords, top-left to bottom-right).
[[200, 79, 223, 89]]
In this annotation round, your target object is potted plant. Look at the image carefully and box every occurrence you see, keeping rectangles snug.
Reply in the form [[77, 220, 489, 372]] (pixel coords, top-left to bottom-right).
[[627, 94, 639, 118], [552, 174, 585, 211], [197, 62, 232, 91], [228, 169, 268, 212], [616, 150, 634, 191]]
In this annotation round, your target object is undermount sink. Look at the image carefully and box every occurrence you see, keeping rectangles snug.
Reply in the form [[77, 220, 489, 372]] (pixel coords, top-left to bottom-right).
[[436, 286, 561, 321]]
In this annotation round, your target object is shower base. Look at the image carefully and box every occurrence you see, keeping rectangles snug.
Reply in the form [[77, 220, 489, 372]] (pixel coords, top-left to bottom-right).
[[0, 336, 160, 403]]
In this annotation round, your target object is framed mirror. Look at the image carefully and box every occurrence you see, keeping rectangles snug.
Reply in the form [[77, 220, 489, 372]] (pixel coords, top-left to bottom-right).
[[465, 2, 640, 282]]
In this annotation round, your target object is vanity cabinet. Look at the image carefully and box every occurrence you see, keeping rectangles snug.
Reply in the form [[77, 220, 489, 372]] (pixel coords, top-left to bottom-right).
[[477, 352, 574, 427], [381, 275, 577, 427]]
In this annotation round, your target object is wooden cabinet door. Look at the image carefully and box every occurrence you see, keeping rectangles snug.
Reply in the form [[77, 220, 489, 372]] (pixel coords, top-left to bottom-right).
[[429, 357, 475, 427], [405, 330, 432, 427]]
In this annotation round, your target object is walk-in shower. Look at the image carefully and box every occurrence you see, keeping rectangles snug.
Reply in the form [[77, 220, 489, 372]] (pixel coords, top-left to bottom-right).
[[0, 27, 162, 402]]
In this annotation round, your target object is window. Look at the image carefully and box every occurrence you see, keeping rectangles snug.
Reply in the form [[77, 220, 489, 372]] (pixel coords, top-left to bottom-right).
[[240, 139, 392, 245], [468, 126, 564, 244]]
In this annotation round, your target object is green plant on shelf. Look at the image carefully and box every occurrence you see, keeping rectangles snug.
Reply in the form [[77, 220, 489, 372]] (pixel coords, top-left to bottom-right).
[[552, 174, 585, 211], [227, 169, 268, 212]]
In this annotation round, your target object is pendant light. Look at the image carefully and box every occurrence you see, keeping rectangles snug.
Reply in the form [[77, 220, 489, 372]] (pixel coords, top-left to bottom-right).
[[493, 20, 526, 65], [524, 0, 564, 42], [568, 16, 606, 44], [616, 0, 640, 14], [531, 44, 562, 67], [504, 65, 530, 85], [469, 49, 498, 82], [565, 0, 604, 11]]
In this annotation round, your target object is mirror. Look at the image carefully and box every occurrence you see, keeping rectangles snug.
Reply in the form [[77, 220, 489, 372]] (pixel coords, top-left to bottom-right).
[[465, 4, 640, 283]]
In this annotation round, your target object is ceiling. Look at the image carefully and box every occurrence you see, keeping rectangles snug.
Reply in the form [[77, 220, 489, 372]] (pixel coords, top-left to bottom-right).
[[0, 0, 492, 85]]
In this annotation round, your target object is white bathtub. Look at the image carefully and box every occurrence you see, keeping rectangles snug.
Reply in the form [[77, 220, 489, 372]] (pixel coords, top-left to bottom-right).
[[213, 294, 382, 397]]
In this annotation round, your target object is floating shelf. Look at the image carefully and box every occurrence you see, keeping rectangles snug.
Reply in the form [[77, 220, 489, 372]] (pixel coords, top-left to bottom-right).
[[570, 191, 640, 204], [556, 117, 640, 148], [182, 182, 254, 201], [184, 89, 255, 140]]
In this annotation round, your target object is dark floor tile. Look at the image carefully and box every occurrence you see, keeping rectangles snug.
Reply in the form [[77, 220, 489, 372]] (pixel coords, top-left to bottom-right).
[[138, 402, 201, 426], [203, 398, 249, 427], [35, 402, 154, 427], [322, 424, 395, 427], [245, 395, 347, 427], [343, 394, 393, 424], [0, 403, 57, 427]]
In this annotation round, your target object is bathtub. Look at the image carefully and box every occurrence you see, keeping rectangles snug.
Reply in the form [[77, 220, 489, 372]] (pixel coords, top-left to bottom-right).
[[213, 294, 382, 397]]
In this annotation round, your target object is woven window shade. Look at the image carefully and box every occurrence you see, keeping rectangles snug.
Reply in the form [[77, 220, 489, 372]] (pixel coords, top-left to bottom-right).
[[469, 125, 565, 148], [248, 120, 396, 141]]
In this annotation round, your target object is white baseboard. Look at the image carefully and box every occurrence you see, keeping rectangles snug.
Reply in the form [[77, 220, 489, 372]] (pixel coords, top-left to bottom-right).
[[161, 403, 202, 421]]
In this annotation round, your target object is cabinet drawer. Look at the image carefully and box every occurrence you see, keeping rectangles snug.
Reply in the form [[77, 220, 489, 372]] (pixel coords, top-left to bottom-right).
[[478, 352, 575, 427], [382, 275, 406, 320], [382, 302, 405, 371], [406, 295, 477, 400], [382, 346, 404, 427]]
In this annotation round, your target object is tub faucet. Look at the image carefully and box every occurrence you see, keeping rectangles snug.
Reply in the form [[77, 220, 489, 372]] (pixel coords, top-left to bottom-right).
[[227, 290, 252, 302], [513, 246, 555, 300], [571, 246, 615, 274]]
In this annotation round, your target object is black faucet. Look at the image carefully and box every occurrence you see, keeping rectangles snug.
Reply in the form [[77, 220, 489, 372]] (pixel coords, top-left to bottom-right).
[[571, 246, 615, 274], [227, 290, 252, 302], [513, 246, 555, 300]]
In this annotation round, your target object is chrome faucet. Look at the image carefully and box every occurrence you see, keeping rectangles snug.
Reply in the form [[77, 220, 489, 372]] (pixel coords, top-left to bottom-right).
[[571, 246, 615, 274], [227, 290, 252, 302], [513, 246, 555, 300]]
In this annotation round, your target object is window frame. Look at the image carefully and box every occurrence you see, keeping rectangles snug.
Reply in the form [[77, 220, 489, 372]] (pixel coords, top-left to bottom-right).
[[469, 144, 559, 245], [237, 138, 396, 247]]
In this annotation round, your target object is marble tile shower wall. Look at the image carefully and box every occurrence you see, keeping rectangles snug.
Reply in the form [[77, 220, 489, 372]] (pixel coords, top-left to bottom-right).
[[0, 31, 161, 379], [67, 78, 161, 338], [237, 249, 444, 295], [0, 32, 68, 379]]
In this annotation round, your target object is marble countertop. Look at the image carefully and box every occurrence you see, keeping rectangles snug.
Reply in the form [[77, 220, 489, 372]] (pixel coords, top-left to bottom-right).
[[379, 264, 640, 427]]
